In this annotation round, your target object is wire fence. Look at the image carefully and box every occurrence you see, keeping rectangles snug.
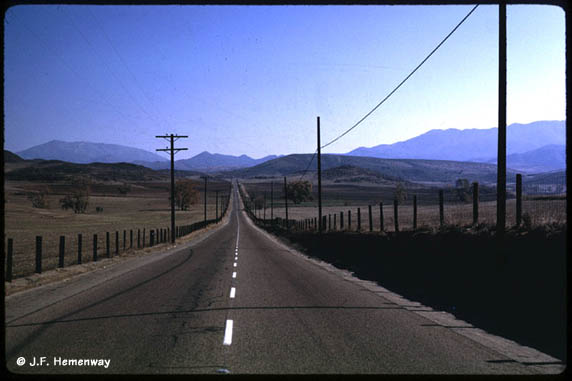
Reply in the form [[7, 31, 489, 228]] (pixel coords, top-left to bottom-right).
[[240, 172, 566, 232], [4, 192, 231, 281]]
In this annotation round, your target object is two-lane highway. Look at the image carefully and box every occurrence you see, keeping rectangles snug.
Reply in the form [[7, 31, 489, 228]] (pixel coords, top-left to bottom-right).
[[5, 181, 561, 374]]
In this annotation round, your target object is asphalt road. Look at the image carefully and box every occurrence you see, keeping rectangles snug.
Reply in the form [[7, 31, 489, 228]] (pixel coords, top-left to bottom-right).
[[4, 181, 563, 375]]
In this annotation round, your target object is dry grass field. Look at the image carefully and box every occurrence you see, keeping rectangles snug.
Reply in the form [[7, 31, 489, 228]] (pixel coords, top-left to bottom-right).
[[4, 179, 230, 278], [241, 181, 566, 231]]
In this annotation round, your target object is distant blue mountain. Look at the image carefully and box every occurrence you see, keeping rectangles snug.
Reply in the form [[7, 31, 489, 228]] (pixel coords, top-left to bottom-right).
[[347, 120, 565, 166], [174, 151, 279, 172], [17, 140, 168, 164], [484, 144, 566, 173]]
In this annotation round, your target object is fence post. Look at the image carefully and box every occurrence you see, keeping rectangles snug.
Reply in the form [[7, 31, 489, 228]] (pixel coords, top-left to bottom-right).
[[394, 200, 399, 232], [413, 195, 417, 230], [59, 235, 65, 268], [348, 210, 351, 230], [516, 174, 522, 226], [439, 190, 444, 228], [116, 231, 119, 255], [143, 229, 146, 248], [380, 202, 384, 232], [123, 230, 126, 250], [368, 205, 373, 232], [106, 232, 111, 258], [138, 229, 141, 248], [7, 238, 13, 282], [93, 234, 98, 262], [150, 230, 154, 247], [357, 208, 361, 231], [472, 182, 479, 225], [35, 236, 42, 274], [130, 230, 133, 249], [328, 214, 331, 231], [340, 211, 344, 230], [78, 234, 82, 264], [334, 213, 337, 230], [284, 176, 289, 231]]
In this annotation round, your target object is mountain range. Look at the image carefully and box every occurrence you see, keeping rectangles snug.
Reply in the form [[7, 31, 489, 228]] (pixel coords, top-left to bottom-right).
[[134, 151, 280, 172], [221, 153, 517, 185], [347, 120, 565, 165], [12, 120, 566, 173], [17, 140, 169, 164]]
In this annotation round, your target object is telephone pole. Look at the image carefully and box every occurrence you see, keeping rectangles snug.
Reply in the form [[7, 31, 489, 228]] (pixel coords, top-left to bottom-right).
[[317, 116, 322, 233], [156, 134, 188, 244], [497, 3, 506, 236], [270, 182, 274, 221], [215, 190, 219, 220], [201, 175, 208, 223]]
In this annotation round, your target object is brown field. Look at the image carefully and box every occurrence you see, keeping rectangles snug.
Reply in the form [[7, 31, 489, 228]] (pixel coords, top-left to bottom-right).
[[4, 179, 231, 278], [241, 181, 566, 231]]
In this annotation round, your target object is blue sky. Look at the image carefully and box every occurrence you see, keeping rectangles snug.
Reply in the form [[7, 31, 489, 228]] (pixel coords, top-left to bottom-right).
[[3, 4, 566, 159]]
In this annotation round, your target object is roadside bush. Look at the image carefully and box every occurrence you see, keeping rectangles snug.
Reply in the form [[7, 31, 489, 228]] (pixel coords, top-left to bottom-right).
[[117, 183, 131, 195], [174, 180, 200, 210], [286, 180, 313, 204], [60, 191, 89, 213], [27, 190, 49, 209]]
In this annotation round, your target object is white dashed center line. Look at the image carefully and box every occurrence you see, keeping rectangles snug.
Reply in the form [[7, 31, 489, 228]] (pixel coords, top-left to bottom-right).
[[233, 262, 237, 267], [223, 319, 233, 345], [232, 271, 237, 278], [230, 287, 236, 298]]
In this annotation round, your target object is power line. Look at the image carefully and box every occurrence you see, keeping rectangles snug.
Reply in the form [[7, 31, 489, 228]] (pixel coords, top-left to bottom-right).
[[320, 4, 480, 150], [86, 7, 170, 130], [60, 7, 165, 130], [297, 150, 317, 181], [297, 4, 479, 182]]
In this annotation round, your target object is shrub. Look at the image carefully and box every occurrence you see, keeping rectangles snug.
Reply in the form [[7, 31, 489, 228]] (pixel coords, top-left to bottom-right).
[[174, 180, 200, 210], [286, 180, 313, 204], [27, 190, 49, 208], [60, 190, 89, 214]]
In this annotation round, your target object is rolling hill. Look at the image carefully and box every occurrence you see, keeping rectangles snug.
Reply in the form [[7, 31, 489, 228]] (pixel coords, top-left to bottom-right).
[[4, 160, 167, 182], [221, 154, 519, 185], [4, 150, 24, 163], [482, 144, 566, 173]]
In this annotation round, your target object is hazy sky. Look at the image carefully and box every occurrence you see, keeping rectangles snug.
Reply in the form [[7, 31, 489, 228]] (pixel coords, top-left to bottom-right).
[[4, 4, 566, 159]]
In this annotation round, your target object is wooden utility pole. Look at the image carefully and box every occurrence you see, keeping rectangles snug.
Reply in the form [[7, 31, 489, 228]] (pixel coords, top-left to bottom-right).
[[284, 176, 289, 230], [156, 134, 188, 243], [201, 175, 208, 223], [497, 3, 507, 235], [317, 116, 323, 233], [215, 190, 219, 220]]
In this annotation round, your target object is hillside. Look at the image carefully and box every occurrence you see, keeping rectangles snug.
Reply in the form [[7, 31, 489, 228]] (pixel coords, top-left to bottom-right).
[[4, 160, 167, 182], [4, 150, 24, 163], [321, 165, 403, 185], [482, 144, 566, 173], [221, 154, 519, 185]]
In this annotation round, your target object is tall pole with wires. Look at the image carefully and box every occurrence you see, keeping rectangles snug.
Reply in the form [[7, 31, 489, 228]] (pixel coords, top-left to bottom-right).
[[201, 175, 208, 223], [497, 3, 506, 236], [317, 116, 323, 233], [156, 134, 188, 244]]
